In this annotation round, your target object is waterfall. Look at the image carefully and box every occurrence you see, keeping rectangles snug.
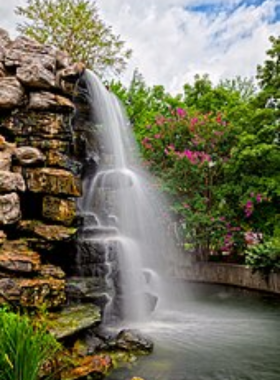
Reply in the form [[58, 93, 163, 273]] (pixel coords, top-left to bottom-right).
[[78, 70, 177, 324]]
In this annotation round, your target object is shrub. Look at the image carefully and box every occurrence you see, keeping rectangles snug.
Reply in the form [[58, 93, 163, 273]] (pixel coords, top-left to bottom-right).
[[245, 240, 280, 278], [0, 309, 60, 380]]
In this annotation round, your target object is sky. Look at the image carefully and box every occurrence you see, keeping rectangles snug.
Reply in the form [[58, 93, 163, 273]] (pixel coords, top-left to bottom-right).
[[0, 0, 279, 93]]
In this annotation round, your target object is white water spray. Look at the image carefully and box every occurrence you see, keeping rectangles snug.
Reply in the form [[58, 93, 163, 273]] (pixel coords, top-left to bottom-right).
[[79, 70, 177, 323]]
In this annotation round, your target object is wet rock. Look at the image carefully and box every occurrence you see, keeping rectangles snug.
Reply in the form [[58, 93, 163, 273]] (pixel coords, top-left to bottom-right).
[[115, 330, 154, 354], [0, 150, 12, 171], [40, 264, 65, 279], [57, 62, 86, 83], [1, 111, 72, 140], [20, 139, 69, 153], [19, 220, 76, 242], [0, 277, 66, 308], [144, 292, 158, 314], [43, 196, 76, 226], [25, 167, 81, 196], [5, 36, 56, 71], [17, 63, 56, 89], [13, 146, 45, 166], [28, 91, 75, 112], [48, 304, 101, 340], [0, 240, 41, 273], [34, 223, 76, 242], [0, 192, 21, 225], [66, 277, 111, 307], [0, 170, 25, 193], [45, 150, 82, 174], [61, 354, 112, 380], [0, 77, 25, 109]]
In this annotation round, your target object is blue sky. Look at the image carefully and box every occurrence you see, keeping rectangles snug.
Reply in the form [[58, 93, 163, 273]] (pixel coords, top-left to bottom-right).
[[1, 0, 279, 92]]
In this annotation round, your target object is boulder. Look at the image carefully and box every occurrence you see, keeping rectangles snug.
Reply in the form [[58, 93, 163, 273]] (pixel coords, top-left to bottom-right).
[[48, 304, 101, 339], [0, 150, 12, 171], [33, 223, 76, 242], [0, 192, 21, 225], [45, 150, 82, 174], [13, 146, 45, 166], [0, 77, 25, 109], [0, 170, 25, 192], [66, 277, 111, 308], [0, 240, 41, 273], [56, 49, 71, 69], [25, 168, 81, 196], [115, 330, 154, 354], [28, 91, 75, 112], [1, 111, 72, 140], [19, 139, 69, 153], [40, 264, 65, 279], [0, 277, 66, 308], [17, 63, 56, 89], [57, 62, 86, 83], [43, 196, 76, 226], [18, 220, 76, 242], [5, 36, 56, 71]]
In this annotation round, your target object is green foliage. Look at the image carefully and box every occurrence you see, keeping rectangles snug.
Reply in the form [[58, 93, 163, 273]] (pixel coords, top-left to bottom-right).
[[110, 70, 183, 145], [112, 35, 280, 269], [245, 240, 280, 278], [219, 76, 257, 102], [16, 0, 132, 75], [257, 35, 280, 96], [0, 309, 60, 380]]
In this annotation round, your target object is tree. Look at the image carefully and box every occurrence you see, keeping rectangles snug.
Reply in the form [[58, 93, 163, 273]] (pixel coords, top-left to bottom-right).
[[219, 76, 257, 102], [16, 0, 132, 76], [257, 35, 280, 98]]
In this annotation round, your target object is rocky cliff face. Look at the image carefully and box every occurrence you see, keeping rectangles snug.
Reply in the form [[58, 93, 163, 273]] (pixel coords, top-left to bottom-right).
[[0, 27, 84, 309]]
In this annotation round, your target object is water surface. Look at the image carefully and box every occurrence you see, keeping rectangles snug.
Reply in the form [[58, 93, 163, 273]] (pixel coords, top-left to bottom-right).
[[107, 283, 280, 380]]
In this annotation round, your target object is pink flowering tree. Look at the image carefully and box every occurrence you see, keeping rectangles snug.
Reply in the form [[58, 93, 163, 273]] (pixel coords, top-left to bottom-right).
[[140, 108, 239, 259]]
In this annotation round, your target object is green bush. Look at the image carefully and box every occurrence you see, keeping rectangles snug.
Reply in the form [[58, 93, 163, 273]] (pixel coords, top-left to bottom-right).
[[245, 240, 280, 278], [0, 309, 60, 380]]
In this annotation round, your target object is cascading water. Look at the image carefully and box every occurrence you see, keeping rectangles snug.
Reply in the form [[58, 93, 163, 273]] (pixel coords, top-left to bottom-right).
[[78, 70, 177, 323]]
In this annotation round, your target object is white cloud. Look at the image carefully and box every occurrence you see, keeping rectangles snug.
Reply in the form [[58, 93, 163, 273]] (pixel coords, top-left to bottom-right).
[[1, 0, 279, 93], [98, 0, 280, 92]]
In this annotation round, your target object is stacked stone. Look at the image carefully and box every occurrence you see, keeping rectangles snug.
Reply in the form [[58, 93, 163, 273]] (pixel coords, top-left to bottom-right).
[[0, 28, 84, 308]]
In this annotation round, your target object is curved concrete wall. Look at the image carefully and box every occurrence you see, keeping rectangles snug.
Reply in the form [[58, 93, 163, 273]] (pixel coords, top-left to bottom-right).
[[173, 263, 280, 294]]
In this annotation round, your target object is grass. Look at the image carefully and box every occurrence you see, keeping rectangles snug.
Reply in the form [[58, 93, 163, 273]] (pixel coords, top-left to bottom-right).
[[0, 308, 60, 380]]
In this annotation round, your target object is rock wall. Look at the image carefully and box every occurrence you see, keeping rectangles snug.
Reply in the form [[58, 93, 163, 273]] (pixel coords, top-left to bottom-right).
[[0, 28, 85, 309], [174, 262, 280, 294]]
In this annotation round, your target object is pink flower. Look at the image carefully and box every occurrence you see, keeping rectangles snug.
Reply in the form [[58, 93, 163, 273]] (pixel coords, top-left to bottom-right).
[[183, 203, 190, 209], [177, 108, 186, 117], [191, 117, 198, 126], [256, 194, 262, 203], [154, 134, 161, 139]]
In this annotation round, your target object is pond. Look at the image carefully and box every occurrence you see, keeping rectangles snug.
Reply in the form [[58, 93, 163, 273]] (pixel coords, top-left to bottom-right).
[[107, 283, 280, 380]]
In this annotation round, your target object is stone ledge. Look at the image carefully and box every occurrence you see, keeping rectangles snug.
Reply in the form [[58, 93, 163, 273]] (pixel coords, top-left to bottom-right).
[[48, 304, 101, 340], [0, 277, 66, 307], [174, 262, 280, 294]]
